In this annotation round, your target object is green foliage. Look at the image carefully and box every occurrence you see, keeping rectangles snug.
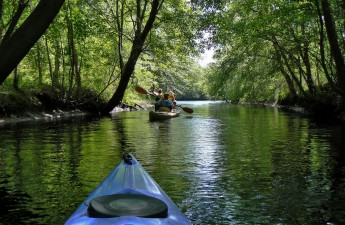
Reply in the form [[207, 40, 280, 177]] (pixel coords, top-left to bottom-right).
[[0, 0, 210, 111], [200, 0, 343, 104], [6, 0, 344, 107], [131, 0, 206, 99], [0, 86, 42, 116]]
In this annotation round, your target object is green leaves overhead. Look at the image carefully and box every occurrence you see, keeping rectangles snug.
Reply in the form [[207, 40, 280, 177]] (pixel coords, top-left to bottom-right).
[[1, 0, 205, 104], [201, 0, 345, 103]]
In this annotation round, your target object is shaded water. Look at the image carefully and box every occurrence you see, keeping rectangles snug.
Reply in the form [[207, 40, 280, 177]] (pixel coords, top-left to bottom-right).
[[1, 101, 345, 224]]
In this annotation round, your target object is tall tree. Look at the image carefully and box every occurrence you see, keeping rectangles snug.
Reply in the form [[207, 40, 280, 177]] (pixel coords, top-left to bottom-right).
[[321, 0, 345, 98], [65, 2, 81, 99], [104, 0, 163, 113], [0, 0, 65, 84]]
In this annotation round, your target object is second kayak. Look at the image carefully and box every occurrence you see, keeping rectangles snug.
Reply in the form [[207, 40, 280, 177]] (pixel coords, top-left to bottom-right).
[[149, 109, 180, 121]]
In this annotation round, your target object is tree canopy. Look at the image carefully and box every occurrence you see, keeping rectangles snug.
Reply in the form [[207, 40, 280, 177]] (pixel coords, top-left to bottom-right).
[[198, 0, 345, 107]]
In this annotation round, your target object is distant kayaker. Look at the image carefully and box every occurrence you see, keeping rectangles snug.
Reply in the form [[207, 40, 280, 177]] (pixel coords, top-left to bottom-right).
[[155, 88, 164, 101], [156, 93, 173, 111]]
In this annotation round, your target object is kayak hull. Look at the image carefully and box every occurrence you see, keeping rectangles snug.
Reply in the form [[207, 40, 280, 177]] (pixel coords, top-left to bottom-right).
[[64, 154, 191, 225], [149, 110, 180, 121]]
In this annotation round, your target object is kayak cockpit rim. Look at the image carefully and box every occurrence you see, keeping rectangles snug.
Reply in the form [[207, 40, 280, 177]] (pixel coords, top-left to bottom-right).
[[64, 153, 192, 225], [87, 193, 169, 218]]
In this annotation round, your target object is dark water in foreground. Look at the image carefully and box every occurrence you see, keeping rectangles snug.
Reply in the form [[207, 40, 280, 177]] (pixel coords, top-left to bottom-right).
[[1, 101, 345, 225]]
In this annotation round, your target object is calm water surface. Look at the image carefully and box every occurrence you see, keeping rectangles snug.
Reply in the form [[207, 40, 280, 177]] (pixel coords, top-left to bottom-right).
[[1, 101, 345, 225]]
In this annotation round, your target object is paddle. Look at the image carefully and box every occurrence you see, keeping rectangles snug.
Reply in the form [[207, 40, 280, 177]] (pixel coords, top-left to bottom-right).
[[175, 105, 194, 114], [135, 86, 194, 114], [135, 86, 154, 95]]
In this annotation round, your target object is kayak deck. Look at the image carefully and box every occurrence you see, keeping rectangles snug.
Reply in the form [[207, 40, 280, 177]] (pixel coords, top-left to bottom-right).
[[64, 154, 191, 225]]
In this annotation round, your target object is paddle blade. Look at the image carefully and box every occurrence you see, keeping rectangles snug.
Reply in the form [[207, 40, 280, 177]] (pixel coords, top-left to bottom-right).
[[135, 86, 148, 95], [182, 107, 193, 114]]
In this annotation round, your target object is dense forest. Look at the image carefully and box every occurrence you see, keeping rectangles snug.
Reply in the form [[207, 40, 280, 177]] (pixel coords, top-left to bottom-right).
[[0, 0, 344, 118]]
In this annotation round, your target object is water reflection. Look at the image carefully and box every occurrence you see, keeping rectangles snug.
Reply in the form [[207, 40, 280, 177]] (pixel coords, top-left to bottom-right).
[[0, 103, 345, 224]]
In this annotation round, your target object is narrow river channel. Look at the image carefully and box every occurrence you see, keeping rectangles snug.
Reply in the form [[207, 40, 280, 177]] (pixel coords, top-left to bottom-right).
[[1, 101, 345, 224]]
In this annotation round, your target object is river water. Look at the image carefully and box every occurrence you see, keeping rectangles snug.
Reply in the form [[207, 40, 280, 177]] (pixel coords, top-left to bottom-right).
[[1, 101, 345, 225]]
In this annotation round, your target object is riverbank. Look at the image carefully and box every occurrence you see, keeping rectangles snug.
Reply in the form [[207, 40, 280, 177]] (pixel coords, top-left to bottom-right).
[[2, 87, 345, 124], [278, 95, 345, 123], [0, 87, 148, 124], [0, 109, 88, 124], [234, 99, 345, 123]]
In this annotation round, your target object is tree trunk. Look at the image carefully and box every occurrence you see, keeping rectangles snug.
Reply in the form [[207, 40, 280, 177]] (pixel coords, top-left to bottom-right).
[[45, 37, 53, 84], [300, 37, 316, 94], [13, 67, 19, 90], [104, 0, 161, 113], [321, 0, 345, 98], [36, 41, 43, 85], [274, 45, 297, 98], [284, 54, 307, 97], [52, 40, 61, 89], [115, 0, 125, 70], [315, 0, 340, 92], [271, 36, 307, 97], [0, 0, 65, 84], [67, 14, 81, 99], [1, 0, 28, 45]]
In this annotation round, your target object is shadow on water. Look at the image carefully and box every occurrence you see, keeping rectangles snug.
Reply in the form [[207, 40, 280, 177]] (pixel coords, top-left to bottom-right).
[[0, 103, 345, 224], [0, 175, 44, 225]]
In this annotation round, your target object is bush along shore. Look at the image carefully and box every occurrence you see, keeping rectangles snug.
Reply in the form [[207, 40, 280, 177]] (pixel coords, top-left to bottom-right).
[[0, 87, 145, 124], [276, 89, 345, 123]]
